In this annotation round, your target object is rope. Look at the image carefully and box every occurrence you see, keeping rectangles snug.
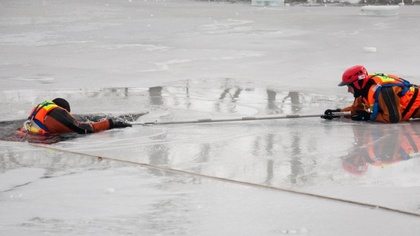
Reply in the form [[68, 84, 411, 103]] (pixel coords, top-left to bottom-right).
[[30, 143, 420, 218]]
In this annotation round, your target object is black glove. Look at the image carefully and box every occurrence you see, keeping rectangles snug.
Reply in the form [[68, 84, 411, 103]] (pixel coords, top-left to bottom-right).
[[351, 110, 371, 121], [108, 119, 132, 129], [321, 109, 341, 120]]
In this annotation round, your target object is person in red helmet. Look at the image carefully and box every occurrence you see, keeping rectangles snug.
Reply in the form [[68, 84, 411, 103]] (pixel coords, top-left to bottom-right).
[[321, 65, 420, 123], [22, 98, 132, 135]]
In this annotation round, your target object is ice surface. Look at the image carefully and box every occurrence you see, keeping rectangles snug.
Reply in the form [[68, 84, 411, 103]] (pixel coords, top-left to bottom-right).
[[1, 0, 420, 235]]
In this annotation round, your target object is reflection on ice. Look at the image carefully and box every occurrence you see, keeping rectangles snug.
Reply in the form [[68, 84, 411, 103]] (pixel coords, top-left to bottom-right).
[[2, 78, 419, 187], [342, 123, 420, 177]]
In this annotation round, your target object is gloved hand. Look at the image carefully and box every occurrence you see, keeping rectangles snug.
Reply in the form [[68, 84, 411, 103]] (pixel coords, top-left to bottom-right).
[[351, 110, 371, 121], [108, 119, 132, 129], [321, 109, 341, 120]]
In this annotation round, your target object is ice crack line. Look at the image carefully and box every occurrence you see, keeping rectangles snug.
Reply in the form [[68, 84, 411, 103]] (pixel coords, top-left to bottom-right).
[[30, 143, 420, 218]]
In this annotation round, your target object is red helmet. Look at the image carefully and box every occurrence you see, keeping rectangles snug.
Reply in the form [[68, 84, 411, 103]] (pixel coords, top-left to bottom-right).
[[338, 65, 369, 90]]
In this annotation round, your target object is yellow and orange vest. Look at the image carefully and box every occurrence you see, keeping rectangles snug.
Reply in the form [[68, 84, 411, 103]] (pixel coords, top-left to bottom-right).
[[361, 73, 418, 121], [24, 100, 59, 134]]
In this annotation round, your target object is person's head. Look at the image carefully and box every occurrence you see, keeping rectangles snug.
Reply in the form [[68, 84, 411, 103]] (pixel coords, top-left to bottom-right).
[[52, 98, 70, 112], [338, 65, 369, 93]]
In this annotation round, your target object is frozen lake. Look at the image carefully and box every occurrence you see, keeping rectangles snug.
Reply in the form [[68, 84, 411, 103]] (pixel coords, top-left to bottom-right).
[[1, 1, 420, 235]]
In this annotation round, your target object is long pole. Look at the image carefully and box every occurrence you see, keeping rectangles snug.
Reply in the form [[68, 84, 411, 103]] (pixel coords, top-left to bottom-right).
[[130, 111, 350, 126]]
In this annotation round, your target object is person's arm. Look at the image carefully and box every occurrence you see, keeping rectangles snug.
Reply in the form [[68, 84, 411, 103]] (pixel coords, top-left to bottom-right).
[[341, 97, 366, 116], [327, 96, 376, 122], [45, 108, 110, 134]]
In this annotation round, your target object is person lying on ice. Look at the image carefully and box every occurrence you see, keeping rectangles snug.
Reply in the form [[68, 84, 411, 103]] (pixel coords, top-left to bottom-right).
[[321, 65, 420, 123], [22, 98, 132, 134]]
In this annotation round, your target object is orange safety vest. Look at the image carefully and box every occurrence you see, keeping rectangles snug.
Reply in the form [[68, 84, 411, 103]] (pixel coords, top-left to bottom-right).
[[361, 73, 418, 121], [24, 100, 59, 134]]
